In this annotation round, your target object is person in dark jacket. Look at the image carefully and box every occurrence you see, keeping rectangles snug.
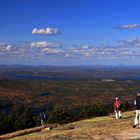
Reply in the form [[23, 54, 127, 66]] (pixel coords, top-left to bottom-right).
[[39, 112, 46, 126], [133, 90, 140, 128]]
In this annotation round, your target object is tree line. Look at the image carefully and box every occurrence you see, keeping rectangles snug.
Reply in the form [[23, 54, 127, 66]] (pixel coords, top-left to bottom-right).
[[0, 101, 132, 135]]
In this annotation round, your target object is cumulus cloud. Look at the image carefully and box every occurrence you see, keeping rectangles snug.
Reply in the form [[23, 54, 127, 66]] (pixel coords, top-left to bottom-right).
[[114, 24, 140, 29], [31, 41, 60, 48], [121, 38, 140, 47], [32, 27, 59, 35], [41, 48, 64, 54], [0, 41, 63, 59], [2, 37, 140, 61], [62, 42, 139, 59], [6, 45, 12, 51], [0, 43, 30, 58]]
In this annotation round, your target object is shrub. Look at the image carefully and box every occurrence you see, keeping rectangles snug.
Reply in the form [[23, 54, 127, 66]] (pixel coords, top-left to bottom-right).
[[14, 108, 36, 130], [47, 105, 73, 124], [8, 104, 23, 131], [0, 112, 12, 134]]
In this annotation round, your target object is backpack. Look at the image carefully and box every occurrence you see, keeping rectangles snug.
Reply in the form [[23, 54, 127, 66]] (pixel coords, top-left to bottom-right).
[[116, 101, 121, 109]]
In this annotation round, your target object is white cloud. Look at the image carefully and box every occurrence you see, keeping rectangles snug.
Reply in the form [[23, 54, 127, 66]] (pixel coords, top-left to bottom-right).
[[0, 43, 30, 57], [2, 37, 140, 60], [32, 27, 59, 35], [122, 38, 140, 47], [115, 24, 140, 29], [6, 45, 12, 51], [31, 41, 60, 48], [64, 53, 73, 57], [41, 48, 64, 54], [62, 42, 139, 59]]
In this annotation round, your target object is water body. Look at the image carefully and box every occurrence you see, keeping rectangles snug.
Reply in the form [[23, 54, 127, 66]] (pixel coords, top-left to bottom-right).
[[3, 74, 80, 81], [3, 74, 140, 81]]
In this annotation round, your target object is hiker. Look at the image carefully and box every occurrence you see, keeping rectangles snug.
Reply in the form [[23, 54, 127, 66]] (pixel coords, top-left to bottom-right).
[[133, 90, 140, 128], [114, 97, 122, 119], [39, 112, 46, 125]]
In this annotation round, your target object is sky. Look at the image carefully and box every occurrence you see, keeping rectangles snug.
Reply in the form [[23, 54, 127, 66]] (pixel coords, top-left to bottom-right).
[[0, 0, 140, 65]]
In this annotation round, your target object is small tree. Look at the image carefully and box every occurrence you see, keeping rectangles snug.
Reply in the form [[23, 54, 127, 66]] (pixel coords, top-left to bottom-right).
[[9, 105, 36, 131], [14, 108, 36, 130], [8, 104, 23, 131], [47, 105, 72, 124]]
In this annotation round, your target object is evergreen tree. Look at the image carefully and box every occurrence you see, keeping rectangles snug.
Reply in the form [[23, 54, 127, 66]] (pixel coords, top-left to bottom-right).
[[0, 112, 11, 134], [47, 105, 72, 124]]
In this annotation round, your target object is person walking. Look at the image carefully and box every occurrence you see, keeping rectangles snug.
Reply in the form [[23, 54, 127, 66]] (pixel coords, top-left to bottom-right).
[[114, 97, 122, 119], [39, 112, 46, 126], [133, 90, 140, 128]]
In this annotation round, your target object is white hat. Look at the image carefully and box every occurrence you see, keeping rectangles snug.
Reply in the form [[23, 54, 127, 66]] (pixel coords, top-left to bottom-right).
[[116, 97, 118, 100]]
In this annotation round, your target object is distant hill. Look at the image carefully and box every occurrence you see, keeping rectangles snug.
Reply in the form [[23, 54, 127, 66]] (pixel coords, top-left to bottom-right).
[[1, 65, 140, 80], [1, 110, 140, 140]]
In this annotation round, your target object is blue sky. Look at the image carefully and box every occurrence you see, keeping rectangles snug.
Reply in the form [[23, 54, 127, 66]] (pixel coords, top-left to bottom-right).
[[0, 0, 140, 65]]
